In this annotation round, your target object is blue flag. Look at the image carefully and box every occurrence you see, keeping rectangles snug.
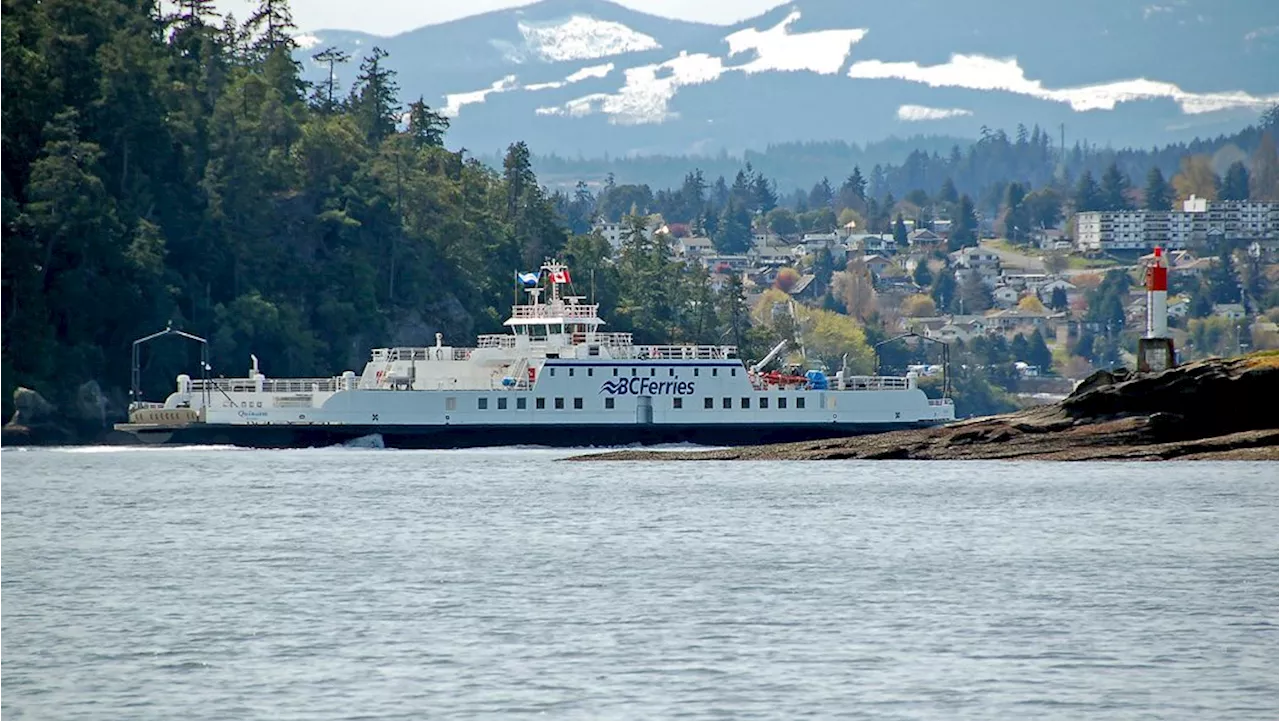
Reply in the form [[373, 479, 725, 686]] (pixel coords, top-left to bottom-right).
[[516, 271, 540, 287]]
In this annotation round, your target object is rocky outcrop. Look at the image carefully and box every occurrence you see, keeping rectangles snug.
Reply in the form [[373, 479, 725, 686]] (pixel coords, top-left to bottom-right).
[[573, 355, 1279, 462], [2, 387, 74, 445], [2, 381, 127, 446]]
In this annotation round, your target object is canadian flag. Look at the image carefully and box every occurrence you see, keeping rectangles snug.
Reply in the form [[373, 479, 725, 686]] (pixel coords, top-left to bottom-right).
[[550, 269, 571, 284]]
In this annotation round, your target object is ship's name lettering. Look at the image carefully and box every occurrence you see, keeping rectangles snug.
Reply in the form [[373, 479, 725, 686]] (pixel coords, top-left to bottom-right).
[[599, 378, 696, 396]]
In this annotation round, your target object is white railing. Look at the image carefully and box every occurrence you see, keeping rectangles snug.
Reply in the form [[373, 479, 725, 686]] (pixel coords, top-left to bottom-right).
[[633, 345, 738, 360], [842, 376, 910, 391], [370, 347, 472, 362], [509, 304, 600, 319], [477, 332, 635, 349], [194, 378, 342, 394], [477, 335, 517, 348]]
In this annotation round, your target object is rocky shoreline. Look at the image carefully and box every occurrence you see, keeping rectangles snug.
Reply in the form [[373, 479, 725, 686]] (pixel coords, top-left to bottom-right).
[[571, 355, 1279, 462]]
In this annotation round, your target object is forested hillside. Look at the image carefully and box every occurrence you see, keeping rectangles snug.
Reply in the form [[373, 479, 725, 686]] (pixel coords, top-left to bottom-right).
[[1, 0, 783, 419]]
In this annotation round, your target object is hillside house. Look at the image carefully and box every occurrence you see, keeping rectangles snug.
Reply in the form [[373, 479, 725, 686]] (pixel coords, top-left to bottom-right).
[[908, 229, 943, 250], [676, 236, 714, 257], [993, 285, 1020, 307]]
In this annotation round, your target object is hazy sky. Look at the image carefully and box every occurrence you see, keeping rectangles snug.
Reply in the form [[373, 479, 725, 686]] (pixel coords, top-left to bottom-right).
[[214, 0, 788, 35]]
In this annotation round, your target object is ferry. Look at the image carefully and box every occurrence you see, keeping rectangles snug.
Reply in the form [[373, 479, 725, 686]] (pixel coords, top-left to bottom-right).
[[115, 261, 954, 448]]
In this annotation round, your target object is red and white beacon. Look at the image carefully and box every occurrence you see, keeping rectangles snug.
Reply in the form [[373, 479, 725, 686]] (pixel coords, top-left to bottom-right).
[[1146, 247, 1169, 339], [1138, 247, 1175, 372]]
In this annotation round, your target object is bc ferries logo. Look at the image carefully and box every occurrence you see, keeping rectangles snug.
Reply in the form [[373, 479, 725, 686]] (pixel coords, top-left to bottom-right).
[[599, 378, 695, 395]]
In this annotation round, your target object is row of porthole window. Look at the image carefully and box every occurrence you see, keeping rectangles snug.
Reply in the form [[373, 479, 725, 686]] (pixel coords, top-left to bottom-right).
[[469, 396, 806, 411], [547, 367, 737, 378]]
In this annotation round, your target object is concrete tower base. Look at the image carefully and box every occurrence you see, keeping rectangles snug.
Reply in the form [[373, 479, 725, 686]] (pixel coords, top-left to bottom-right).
[[1138, 337, 1176, 373]]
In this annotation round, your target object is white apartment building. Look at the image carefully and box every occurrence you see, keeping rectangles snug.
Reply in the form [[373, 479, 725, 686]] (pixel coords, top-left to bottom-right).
[[592, 217, 666, 249], [1075, 196, 1279, 252]]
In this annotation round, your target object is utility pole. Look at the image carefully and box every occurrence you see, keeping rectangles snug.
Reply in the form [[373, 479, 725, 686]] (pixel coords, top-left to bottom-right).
[[391, 149, 402, 299]]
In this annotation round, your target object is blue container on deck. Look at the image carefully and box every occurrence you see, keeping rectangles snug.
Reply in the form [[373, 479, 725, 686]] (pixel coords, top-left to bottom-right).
[[805, 370, 829, 390]]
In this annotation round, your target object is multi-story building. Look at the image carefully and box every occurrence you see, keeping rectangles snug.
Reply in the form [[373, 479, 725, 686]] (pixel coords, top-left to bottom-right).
[[950, 246, 1002, 287], [1075, 195, 1279, 252]]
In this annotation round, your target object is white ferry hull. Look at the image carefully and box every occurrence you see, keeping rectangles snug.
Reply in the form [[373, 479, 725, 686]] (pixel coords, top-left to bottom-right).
[[119, 419, 951, 449]]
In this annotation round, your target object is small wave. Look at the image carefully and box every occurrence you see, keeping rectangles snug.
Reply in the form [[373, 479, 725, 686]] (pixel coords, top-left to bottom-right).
[[335, 434, 386, 449], [46, 444, 242, 453]]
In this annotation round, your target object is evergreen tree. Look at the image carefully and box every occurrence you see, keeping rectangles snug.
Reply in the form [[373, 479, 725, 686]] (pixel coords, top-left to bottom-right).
[[1011, 333, 1030, 362], [1027, 329, 1053, 371], [406, 97, 448, 148], [938, 176, 959, 204], [349, 47, 399, 145], [1074, 170, 1103, 212], [1250, 130, 1279, 201], [310, 46, 351, 114], [930, 266, 957, 312], [245, 0, 298, 57], [1099, 163, 1132, 211], [714, 197, 752, 254], [892, 213, 908, 246], [1049, 286, 1069, 311], [912, 258, 933, 288], [1220, 161, 1250, 201], [843, 166, 867, 201], [1143, 166, 1172, 210], [678, 169, 707, 222], [958, 270, 993, 313], [1001, 181, 1030, 243], [949, 194, 978, 251], [809, 177, 834, 209], [1206, 248, 1241, 303], [752, 171, 778, 214]]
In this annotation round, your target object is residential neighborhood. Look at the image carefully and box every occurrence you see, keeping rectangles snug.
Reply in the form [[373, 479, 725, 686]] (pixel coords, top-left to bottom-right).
[[593, 189, 1279, 390]]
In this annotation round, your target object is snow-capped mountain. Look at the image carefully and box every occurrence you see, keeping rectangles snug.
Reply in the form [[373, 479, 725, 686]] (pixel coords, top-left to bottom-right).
[[299, 0, 1279, 156]]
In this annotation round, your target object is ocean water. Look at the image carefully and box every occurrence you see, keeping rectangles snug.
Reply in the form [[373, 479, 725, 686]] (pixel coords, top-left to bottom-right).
[[1, 447, 1276, 720]]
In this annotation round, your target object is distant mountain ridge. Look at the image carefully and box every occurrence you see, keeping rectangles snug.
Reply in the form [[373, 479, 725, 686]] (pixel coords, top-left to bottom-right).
[[297, 0, 1279, 157]]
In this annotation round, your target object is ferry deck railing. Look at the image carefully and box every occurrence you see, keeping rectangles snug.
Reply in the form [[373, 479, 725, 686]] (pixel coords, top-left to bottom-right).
[[840, 376, 910, 391], [634, 345, 738, 360], [192, 377, 345, 394], [509, 304, 600, 319]]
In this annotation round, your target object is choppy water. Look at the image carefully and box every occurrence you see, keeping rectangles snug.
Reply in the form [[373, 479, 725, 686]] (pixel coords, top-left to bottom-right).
[[2, 447, 1276, 720]]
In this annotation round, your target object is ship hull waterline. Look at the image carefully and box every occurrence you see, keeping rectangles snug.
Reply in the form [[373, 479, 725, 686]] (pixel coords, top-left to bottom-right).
[[114, 421, 950, 449]]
